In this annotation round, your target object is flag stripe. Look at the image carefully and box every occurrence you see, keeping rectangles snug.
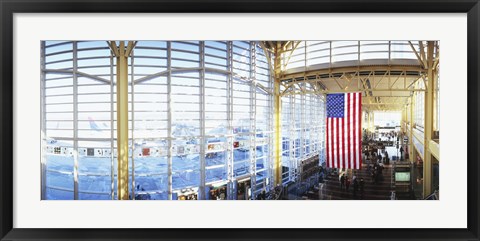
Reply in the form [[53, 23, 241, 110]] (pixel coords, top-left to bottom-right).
[[343, 95, 348, 169], [327, 119, 332, 167], [353, 93, 356, 168], [330, 118, 333, 168], [353, 93, 357, 168], [339, 117, 343, 169], [336, 118, 340, 169], [333, 118, 337, 168], [346, 93, 350, 169], [356, 92, 359, 168], [332, 118, 336, 168], [326, 118, 330, 167], [349, 93, 354, 169], [357, 93, 362, 169]]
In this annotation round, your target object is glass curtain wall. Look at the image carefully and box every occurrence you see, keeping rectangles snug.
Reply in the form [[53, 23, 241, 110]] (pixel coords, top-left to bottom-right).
[[280, 84, 325, 185], [41, 41, 274, 200], [414, 80, 425, 130], [42, 41, 75, 200], [42, 41, 115, 200]]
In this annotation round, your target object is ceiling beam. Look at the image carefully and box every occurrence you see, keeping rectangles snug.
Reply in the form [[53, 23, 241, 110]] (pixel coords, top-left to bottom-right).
[[281, 65, 424, 82]]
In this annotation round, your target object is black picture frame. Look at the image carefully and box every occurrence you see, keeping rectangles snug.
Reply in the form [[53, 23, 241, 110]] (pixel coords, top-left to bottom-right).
[[1, 1, 479, 240]]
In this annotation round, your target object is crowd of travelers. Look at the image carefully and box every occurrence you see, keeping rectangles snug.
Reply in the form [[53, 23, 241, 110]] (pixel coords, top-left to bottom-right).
[[338, 171, 365, 199]]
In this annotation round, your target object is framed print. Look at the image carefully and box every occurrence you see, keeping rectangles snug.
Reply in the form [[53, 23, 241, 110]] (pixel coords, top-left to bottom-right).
[[1, 0, 479, 240]]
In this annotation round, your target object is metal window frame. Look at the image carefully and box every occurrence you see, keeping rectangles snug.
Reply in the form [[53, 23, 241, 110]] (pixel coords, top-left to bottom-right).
[[226, 41, 235, 200], [166, 41, 173, 200], [199, 41, 206, 200], [72, 41, 79, 200], [249, 41, 257, 199], [131, 47, 136, 200], [40, 41, 47, 200]]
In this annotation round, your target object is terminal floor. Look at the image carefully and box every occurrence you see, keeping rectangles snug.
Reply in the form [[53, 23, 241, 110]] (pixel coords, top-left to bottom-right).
[[285, 164, 396, 200], [322, 165, 395, 200]]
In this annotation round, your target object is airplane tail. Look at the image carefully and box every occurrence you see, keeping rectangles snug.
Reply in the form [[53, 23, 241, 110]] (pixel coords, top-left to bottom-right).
[[88, 117, 101, 131]]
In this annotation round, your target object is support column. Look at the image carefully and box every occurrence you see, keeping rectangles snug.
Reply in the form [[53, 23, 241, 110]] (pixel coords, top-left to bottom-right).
[[400, 107, 405, 147], [109, 51, 115, 200], [289, 95, 295, 181], [371, 112, 375, 134], [109, 41, 136, 200], [410, 146, 418, 193], [300, 87, 305, 160], [273, 81, 281, 185], [373, 111, 376, 133], [116, 41, 129, 200], [367, 111, 372, 135], [423, 41, 436, 198], [130, 49, 136, 200], [409, 95, 414, 163], [273, 43, 282, 186]]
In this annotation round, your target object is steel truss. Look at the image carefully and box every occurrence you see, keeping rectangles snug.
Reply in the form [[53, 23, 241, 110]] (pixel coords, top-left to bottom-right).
[[280, 68, 425, 94], [279, 68, 426, 112]]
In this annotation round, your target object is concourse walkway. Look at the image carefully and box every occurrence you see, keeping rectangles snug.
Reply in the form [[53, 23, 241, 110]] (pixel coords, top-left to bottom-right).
[[322, 164, 394, 200]]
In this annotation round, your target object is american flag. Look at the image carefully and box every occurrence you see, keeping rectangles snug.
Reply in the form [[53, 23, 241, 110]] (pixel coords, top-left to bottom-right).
[[326, 92, 362, 169]]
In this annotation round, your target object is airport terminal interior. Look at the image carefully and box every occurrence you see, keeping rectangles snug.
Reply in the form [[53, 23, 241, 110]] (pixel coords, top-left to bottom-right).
[[41, 41, 440, 200]]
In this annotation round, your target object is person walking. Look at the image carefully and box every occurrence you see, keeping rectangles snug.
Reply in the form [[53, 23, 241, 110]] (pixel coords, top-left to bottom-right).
[[399, 146, 404, 161], [345, 176, 351, 191], [340, 173, 345, 190], [359, 178, 365, 199], [353, 178, 359, 199], [371, 169, 375, 184]]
